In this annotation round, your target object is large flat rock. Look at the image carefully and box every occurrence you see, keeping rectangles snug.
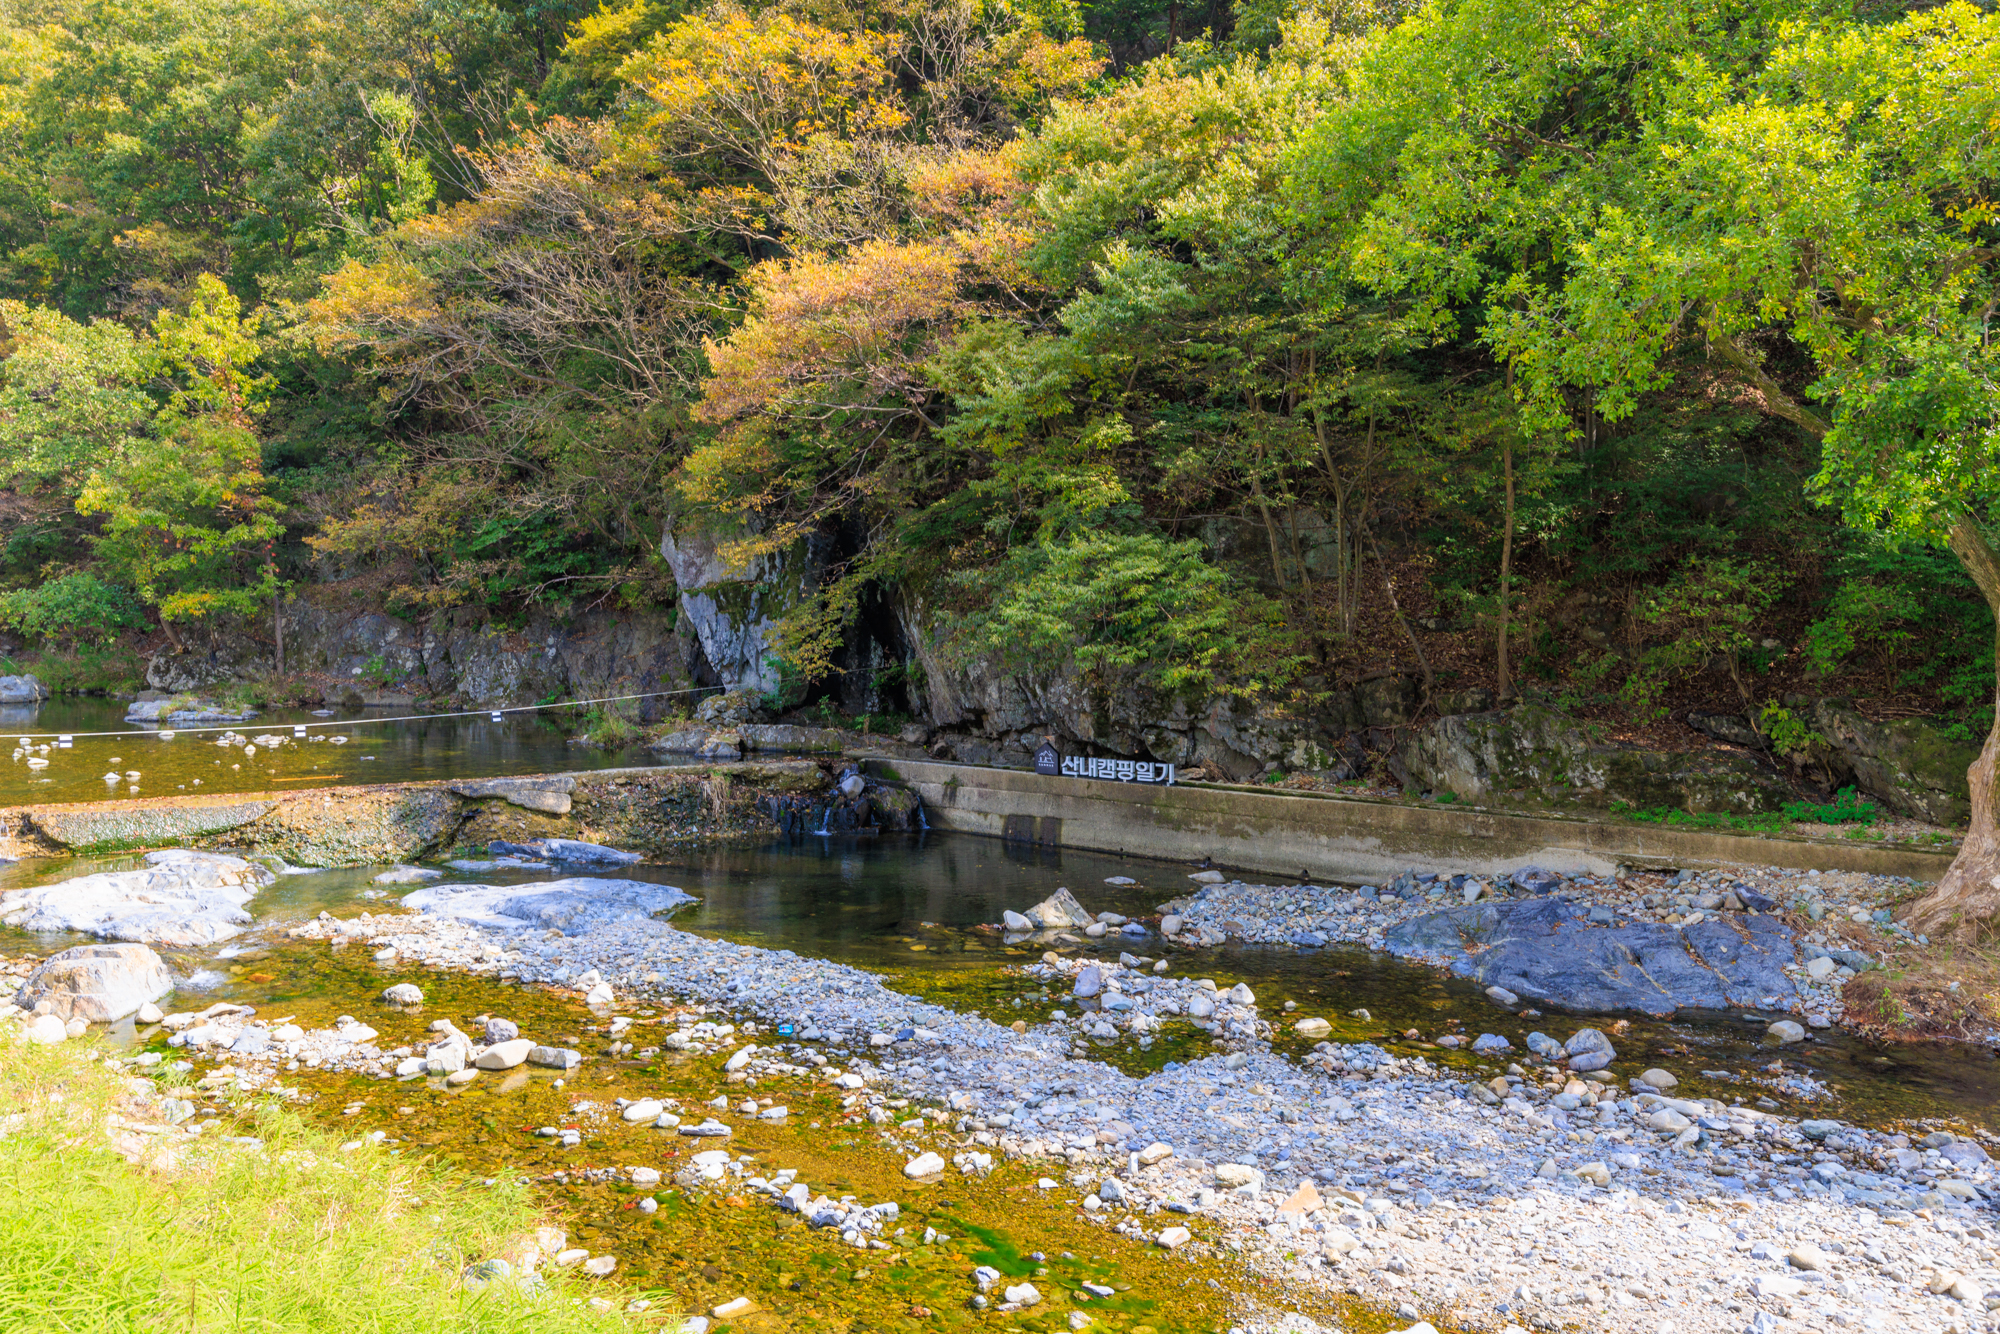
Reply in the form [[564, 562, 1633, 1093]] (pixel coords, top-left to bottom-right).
[[0, 850, 273, 947], [1383, 896, 1797, 1016], [402, 878, 698, 934]]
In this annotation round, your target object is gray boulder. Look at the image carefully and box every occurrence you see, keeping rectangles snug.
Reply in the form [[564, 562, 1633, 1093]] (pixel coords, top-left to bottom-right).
[[447, 776, 575, 815], [1384, 897, 1797, 1016], [1024, 888, 1094, 930], [15, 943, 173, 1021], [0, 674, 48, 704]]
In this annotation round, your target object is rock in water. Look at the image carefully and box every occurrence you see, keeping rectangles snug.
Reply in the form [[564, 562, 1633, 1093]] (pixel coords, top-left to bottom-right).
[[372, 866, 443, 884], [400, 879, 697, 933], [0, 674, 47, 703], [381, 983, 424, 1006], [488, 838, 641, 866], [1024, 888, 1094, 930], [475, 1039, 533, 1070], [0, 851, 272, 947], [1382, 896, 1797, 1016], [15, 943, 173, 1021], [904, 1152, 946, 1177]]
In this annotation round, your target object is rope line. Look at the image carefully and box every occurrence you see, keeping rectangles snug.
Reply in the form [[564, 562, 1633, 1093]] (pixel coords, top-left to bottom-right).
[[6, 686, 721, 742]]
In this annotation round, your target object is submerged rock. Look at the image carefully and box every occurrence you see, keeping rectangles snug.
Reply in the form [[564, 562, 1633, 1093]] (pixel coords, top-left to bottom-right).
[[15, 943, 173, 1022], [0, 850, 272, 946], [400, 878, 697, 933]]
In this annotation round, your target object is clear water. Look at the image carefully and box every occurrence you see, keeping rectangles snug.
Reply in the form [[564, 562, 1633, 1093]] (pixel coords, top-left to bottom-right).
[[4, 831, 1993, 1134], [0, 697, 649, 805]]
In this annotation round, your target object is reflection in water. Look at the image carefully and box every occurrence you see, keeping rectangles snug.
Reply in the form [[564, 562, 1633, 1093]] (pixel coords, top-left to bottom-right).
[[2, 828, 1994, 1132], [0, 696, 650, 804]]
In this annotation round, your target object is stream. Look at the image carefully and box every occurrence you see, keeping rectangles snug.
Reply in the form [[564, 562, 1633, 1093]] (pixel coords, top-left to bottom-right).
[[4, 829, 1997, 1330]]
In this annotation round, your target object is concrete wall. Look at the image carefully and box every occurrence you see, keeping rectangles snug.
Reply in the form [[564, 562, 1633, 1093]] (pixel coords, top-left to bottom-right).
[[864, 758, 1956, 884]]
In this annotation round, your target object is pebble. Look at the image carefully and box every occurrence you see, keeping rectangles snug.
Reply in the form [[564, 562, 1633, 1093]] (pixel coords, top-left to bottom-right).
[[197, 858, 1995, 1334]]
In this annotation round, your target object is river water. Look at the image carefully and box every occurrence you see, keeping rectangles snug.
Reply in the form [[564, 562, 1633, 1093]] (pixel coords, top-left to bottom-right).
[[0, 697, 651, 805], [2, 830, 1992, 1135]]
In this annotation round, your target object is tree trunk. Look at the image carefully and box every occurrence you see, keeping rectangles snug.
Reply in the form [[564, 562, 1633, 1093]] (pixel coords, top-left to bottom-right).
[[273, 591, 285, 675], [1906, 517, 2000, 943], [1363, 514, 1435, 697], [1497, 436, 1516, 701]]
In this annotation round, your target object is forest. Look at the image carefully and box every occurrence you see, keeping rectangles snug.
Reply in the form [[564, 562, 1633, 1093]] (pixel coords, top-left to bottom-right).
[[0, 0, 1997, 910]]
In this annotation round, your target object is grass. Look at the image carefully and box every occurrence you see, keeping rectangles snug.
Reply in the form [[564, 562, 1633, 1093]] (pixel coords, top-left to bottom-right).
[[1608, 786, 1882, 834], [0, 646, 146, 694], [0, 1040, 661, 1333], [576, 706, 643, 748]]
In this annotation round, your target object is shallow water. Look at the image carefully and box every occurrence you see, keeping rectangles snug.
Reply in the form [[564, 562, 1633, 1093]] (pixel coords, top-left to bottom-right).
[[8, 831, 1996, 1137], [198, 943, 1391, 1334], [0, 696, 649, 805]]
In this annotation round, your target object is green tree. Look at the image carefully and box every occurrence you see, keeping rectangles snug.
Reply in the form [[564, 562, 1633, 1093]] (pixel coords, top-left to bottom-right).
[[1412, 2, 2000, 935]]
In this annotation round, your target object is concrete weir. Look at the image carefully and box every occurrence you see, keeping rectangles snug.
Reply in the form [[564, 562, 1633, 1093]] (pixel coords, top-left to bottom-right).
[[0, 753, 1957, 883], [865, 757, 1957, 884]]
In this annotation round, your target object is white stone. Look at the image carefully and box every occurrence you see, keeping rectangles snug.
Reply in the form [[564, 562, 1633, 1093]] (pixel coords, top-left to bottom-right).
[[711, 1298, 754, 1319], [723, 1045, 756, 1073], [1157, 1226, 1191, 1248], [582, 1255, 617, 1277], [623, 1099, 665, 1123], [475, 1038, 533, 1070], [1003, 1283, 1041, 1306], [1294, 1017, 1331, 1039], [24, 1013, 67, 1043], [1137, 1142, 1174, 1165], [381, 983, 424, 1005], [1767, 1020, 1806, 1044], [904, 1152, 946, 1178]]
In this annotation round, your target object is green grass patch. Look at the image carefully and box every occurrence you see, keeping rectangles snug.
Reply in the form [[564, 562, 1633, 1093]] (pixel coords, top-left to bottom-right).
[[0, 1041, 660, 1332], [1609, 786, 1880, 833]]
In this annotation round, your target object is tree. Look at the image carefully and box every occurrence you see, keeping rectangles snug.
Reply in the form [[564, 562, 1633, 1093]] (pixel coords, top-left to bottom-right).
[[1455, 3, 2000, 936], [2, 275, 285, 632]]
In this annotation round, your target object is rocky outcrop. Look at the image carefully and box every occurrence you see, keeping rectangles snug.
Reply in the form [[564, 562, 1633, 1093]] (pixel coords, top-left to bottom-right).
[[232, 787, 466, 866], [1400, 704, 1795, 813], [1809, 699, 1977, 826], [15, 943, 173, 1021], [1384, 896, 1798, 1016], [274, 600, 707, 714], [661, 517, 834, 696]]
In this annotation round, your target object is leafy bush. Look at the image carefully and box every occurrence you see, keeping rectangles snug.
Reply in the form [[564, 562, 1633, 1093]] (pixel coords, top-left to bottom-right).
[[951, 532, 1303, 696], [0, 572, 146, 647], [1619, 556, 1782, 721]]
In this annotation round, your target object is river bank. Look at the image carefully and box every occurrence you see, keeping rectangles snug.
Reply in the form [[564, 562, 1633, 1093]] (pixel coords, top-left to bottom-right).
[[36, 880, 1995, 1334], [4, 763, 1998, 1332]]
